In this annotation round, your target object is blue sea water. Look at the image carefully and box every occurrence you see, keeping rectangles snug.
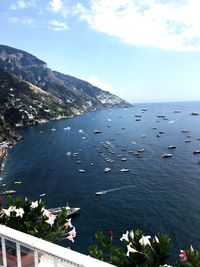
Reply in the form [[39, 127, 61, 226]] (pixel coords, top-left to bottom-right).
[[2, 101, 200, 260]]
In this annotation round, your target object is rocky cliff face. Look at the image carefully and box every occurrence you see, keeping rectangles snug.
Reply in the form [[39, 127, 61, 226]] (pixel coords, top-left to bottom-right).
[[0, 44, 132, 142]]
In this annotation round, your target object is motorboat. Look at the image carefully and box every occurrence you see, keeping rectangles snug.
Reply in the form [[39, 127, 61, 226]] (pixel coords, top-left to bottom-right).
[[193, 150, 200, 154], [78, 169, 85, 173], [94, 129, 102, 134], [48, 205, 80, 217], [120, 168, 130, 172], [104, 167, 111, 173], [161, 153, 172, 158], [96, 191, 107, 195], [168, 145, 176, 149], [191, 112, 199, 116]]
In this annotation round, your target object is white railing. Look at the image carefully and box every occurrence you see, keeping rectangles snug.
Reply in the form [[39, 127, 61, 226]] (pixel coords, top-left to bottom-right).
[[0, 225, 116, 267]]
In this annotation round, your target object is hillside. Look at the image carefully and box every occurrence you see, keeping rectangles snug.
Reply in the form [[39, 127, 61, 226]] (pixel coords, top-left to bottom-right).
[[0, 44, 131, 143]]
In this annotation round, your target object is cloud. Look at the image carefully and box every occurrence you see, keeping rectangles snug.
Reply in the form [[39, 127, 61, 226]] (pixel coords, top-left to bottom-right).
[[74, 0, 200, 52], [48, 19, 69, 31], [10, 0, 35, 10], [83, 76, 113, 91], [9, 16, 34, 25], [49, 0, 63, 13]]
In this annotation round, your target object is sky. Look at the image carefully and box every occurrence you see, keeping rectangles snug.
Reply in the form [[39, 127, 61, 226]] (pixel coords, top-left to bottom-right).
[[1, 0, 200, 103]]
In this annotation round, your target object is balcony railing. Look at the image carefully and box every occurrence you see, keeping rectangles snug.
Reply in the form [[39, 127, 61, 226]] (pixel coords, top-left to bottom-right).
[[0, 225, 116, 267]]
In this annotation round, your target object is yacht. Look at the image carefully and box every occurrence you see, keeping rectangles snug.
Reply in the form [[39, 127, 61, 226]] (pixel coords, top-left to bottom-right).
[[48, 205, 80, 217], [161, 154, 172, 158], [104, 167, 111, 173], [120, 168, 130, 172]]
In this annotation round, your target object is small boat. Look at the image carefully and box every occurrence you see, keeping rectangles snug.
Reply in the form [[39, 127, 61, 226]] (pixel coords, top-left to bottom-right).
[[96, 191, 107, 195], [94, 129, 102, 134], [184, 139, 191, 143], [161, 154, 172, 158], [14, 181, 22, 184], [51, 128, 56, 131], [181, 130, 190, 133], [48, 205, 80, 217], [104, 167, 111, 173], [157, 115, 165, 118], [193, 150, 200, 154], [156, 134, 161, 137], [135, 119, 141, 121], [120, 168, 130, 172], [138, 148, 145, 152], [1, 190, 16, 195], [135, 114, 142, 117], [159, 131, 165, 134], [133, 152, 139, 155], [78, 169, 85, 173], [121, 158, 127, 161], [168, 145, 176, 149], [174, 110, 181, 113], [142, 108, 147, 111], [141, 134, 146, 138], [191, 112, 199, 116]]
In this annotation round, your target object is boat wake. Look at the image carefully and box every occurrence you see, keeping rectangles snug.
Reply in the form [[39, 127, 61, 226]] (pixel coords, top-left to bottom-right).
[[96, 185, 135, 195]]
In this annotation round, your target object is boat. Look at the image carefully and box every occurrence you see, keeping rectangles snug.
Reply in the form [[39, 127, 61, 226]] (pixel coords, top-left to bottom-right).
[[184, 139, 191, 143], [0, 190, 16, 195], [96, 191, 107, 195], [48, 205, 80, 217], [181, 130, 190, 133], [78, 169, 85, 173], [159, 131, 165, 134], [191, 112, 199, 116], [168, 145, 176, 149], [193, 150, 200, 154], [161, 154, 172, 158], [94, 129, 102, 134], [121, 158, 127, 161], [120, 168, 130, 172], [174, 110, 181, 113], [39, 193, 46, 197], [138, 148, 145, 152], [157, 115, 165, 118], [104, 167, 111, 173], [135, 114, 142, 117]]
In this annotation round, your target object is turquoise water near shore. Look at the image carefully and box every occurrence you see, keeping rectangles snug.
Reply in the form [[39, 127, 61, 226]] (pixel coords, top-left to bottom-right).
[[2, 101, 200, 259]]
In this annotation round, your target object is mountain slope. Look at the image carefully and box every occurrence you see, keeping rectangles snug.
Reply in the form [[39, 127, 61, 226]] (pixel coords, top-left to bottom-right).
[[0, 45, 131, 115]]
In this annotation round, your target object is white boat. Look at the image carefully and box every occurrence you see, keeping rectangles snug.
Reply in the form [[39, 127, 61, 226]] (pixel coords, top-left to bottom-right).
[[104, 167, 111, 172], [96, 191, 107, 195], [168, 145, 176, 149], [191, 112, 199, 116], [193, 150, 200, 154], [121, 158, 127, 161], [94, 129, 102, 134], [138, 148, 145, 152], [48, 205, 80, 217], [120, 168, 130, 172], [78, 169, 85, 173], [161, 153, 172, 158]]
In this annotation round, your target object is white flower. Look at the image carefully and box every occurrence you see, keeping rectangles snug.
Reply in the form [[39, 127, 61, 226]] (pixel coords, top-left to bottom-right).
[[42, 209, 50, 218], [65, 218, 73, 229], [45, 214, 56, 226], [126, 243, 138, 257], [2, 206, 16, 217], [30, 201, 39, 209], [66, 227, 76, 242], [139, 235, 151, 247], [155, 235, 159, 243], [120, 231, 129, 242], [15, 208, 24, 218]]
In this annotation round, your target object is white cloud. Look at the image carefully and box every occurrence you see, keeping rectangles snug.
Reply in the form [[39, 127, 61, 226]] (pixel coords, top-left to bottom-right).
[[83, 76, 113, 91], [9, 16, 34, 25], [10, 0, 35, 10], [48, 19, 69, 31], [74, 0, 200, 52], [49, 0, 63, 13]]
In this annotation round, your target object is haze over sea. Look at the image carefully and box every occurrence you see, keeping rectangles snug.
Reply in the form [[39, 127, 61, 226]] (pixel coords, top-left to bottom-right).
[[2, 101, 200, 259]]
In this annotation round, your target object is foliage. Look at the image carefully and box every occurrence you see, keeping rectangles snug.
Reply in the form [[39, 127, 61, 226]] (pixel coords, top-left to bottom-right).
[[89, 230, 200, 267], [0, 196, 76, 242]]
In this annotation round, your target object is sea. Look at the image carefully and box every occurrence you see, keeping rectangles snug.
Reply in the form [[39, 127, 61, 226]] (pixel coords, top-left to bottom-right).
[[2, 101, 200, 260]]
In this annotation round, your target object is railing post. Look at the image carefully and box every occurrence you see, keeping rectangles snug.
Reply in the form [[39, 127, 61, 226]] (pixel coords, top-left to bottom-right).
[[53, 257, 58, 267], [16, 243, 22, 267], [34, 250, 39, 267], [1, 237, 7, 267]]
